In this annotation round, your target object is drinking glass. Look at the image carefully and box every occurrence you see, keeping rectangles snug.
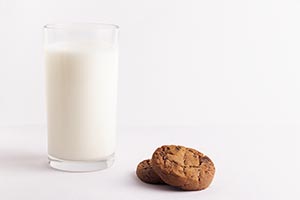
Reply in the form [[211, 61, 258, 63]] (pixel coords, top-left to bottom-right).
[[44, 23, 119, 172]]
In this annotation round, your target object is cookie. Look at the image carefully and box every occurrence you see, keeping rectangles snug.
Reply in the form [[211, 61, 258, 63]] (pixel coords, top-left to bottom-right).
[[136, 159, 164, 184], [151, 145, 215, 191]]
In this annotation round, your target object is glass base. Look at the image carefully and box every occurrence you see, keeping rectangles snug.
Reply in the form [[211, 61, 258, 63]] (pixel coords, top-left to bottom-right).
[[48, 154, 114, 172]]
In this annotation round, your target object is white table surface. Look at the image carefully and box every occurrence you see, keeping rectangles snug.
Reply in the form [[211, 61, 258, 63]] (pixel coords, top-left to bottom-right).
[[0, 123, 299, 200]]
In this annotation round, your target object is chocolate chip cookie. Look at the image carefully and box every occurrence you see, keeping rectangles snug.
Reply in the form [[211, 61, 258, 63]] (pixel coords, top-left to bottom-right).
[[151, 145, 215, 191], [136, 159, 164, 184]]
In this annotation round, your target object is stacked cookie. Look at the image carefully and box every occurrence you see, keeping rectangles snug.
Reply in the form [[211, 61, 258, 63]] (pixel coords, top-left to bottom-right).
[[136, 145, 215, 191]]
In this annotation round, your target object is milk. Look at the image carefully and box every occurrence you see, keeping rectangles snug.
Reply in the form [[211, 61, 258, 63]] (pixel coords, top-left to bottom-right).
[[46, 42, 118, 161]]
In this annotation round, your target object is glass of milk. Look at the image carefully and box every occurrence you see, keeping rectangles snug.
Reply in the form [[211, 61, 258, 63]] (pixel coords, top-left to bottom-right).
[[44, 23, 119, 172]]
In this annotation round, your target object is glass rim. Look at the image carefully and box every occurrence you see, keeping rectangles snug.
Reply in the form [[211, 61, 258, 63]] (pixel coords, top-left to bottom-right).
[[44, 23, 119, 30]]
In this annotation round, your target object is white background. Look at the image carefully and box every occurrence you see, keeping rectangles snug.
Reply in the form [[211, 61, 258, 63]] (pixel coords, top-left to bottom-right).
[[1, 0, 300, 127], [0, 0, 299, 199]]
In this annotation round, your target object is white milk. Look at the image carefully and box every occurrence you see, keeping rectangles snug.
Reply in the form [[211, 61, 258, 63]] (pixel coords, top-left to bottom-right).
[[46, 42, 118, 161]]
